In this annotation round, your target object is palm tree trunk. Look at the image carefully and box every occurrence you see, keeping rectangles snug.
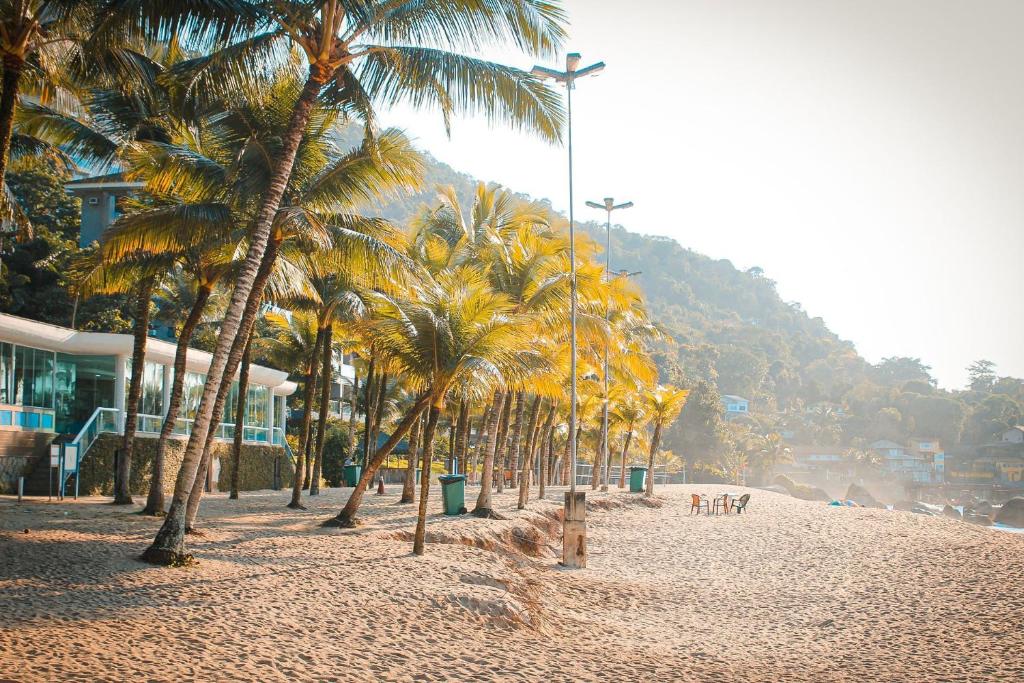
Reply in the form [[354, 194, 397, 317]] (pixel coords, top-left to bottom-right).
[[0, 53, 25, 192], [506, 393, 527, 489], [370, 372, 388, 460], [310, 325, 333, 496], [469, 402, 492, 484], [492, 392, 513, 494], [412, 404, 442, 555], [289, 326, 325, 509], [115, 278, 154, 505], [472, 392, 506, 517], [326, 393, 431, 527], [360, 360, 375, 470], [645, 422, 664, 497], [228, 336, 252, 500], [182, 246, 278, 532], [142, 74, 326, 565], [591, 428, 604, 490], [559, 426, 577, 486], [618, 429, 634, 489], [537, 401, 557, 501], [142, 284, 211, 515], [455, 401, 470, 470], [517, 396, 543, 509], [400, 414, 421, 504], [347, 369, 359, 452]]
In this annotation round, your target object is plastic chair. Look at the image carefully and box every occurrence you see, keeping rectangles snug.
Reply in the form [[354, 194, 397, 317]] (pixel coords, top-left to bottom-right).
[[713, 494, 731, 515], [732, 493, 751, 514], [690, 493, 710, 515]]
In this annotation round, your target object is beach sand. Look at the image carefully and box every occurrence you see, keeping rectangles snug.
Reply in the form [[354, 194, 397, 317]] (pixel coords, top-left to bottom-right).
[[2, 484, 1022, 682]]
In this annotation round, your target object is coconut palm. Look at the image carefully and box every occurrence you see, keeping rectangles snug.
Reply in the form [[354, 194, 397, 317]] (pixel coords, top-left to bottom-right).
[[134, 79, 422, 558], [610, 394, 648, 488], [643, 385, 689, 497], [143, 0, 566, 565], [327, 265, 546, 547]]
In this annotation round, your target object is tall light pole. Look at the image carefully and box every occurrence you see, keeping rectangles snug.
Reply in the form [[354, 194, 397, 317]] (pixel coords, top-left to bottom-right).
[[532, 53, 604, 569], [585, 198, 633, 492]]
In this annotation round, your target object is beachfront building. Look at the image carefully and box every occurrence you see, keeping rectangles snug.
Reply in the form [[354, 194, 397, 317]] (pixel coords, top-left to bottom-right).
[[64, 172, 143, 247], [869, 439, 944, 484], [0, 313, 296, 494], [1001, 426, 1024, 444], [722, 395, 749, 420], [785, 446, 849, 479]]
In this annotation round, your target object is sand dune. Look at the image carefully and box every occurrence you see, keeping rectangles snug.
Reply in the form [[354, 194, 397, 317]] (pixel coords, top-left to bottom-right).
[[2, 484, 1022, 682]]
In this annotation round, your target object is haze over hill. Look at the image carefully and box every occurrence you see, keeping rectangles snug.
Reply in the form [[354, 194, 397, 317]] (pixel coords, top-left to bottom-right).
[[365, 144, 1024, 457]]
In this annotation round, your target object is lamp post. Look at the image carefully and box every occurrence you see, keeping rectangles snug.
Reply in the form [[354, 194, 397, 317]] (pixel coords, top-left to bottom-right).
[[532, 53, 605, 569], [585, 198, 633, 492]]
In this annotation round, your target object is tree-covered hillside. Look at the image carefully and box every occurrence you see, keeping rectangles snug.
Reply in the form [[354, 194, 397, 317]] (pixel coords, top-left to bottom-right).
[[372, 148, 1023, 464]]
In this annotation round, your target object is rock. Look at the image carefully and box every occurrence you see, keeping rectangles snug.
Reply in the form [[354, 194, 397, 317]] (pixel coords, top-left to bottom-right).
[[893, 500, 916, 512], [942, 504, 962, 519], [845, 483, 884, 509], [994, 498, 1024, 528], [772, 475, 833, 502], [976, 501, 993, 517], [964, 512, 993, 526], [758, 484, 790, 496]]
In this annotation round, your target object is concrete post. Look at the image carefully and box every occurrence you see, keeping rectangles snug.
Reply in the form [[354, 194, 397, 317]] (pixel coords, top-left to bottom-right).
[[264, 387, 273, 442], [562, 491, 587, 569], [161, 364, 172, 416], [113, 355, 127, 433]]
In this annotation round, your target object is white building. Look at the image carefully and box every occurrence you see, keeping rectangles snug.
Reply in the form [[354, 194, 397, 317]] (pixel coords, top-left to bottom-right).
[[0, 313, 295, 492]]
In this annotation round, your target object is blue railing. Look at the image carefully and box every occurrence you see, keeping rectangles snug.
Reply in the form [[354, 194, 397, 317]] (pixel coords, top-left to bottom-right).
[[60, 408, 288, 497]]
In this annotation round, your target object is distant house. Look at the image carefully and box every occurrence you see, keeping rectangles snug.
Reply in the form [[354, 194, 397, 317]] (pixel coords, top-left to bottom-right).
[[788, 446, 847, 475], [870, 438, 944, 484], [64, 172, 144, 247], [721, 395, 749, 419], [1001, 426, 1024, 444]]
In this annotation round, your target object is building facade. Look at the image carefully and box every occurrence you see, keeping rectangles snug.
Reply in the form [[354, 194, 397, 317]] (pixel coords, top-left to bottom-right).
[[0, 313, 296, 492]]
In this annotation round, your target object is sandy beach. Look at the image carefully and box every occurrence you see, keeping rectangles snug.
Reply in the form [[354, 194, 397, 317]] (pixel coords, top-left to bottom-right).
[[2, 484, 1022, 682]]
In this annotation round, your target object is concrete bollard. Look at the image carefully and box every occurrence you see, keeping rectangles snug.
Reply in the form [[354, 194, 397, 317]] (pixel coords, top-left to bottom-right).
[[17, 476, 24, 503], [562, 491, 587, 569]]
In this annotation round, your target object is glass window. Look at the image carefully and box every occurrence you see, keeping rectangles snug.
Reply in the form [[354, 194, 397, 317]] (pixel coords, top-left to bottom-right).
[[245, 384, 268, 428], [11, 345, 55, 409], [54, 354, 117, 434], [140, 362, 164, 416], [0, 342, 12, 404], [180, 371, 206, 419]]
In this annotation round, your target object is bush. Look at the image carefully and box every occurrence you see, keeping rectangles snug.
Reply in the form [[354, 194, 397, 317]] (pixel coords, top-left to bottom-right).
[[321, 421, 352, 487]]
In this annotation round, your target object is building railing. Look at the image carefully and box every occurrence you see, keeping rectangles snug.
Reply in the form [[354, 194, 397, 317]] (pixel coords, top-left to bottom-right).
[[132, 412, 273, 443], [57, 408, 287, 496]]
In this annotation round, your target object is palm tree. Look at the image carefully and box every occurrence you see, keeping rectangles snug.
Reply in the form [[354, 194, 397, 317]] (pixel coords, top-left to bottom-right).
[[327, 266, 543, 545], [71, 249, 171, 505], [143, 0, 567, 566], [643, 385, 689, 497], [749, 432, 791, 485], [610, 395, 648, 488], [0, 1, 98, 191]]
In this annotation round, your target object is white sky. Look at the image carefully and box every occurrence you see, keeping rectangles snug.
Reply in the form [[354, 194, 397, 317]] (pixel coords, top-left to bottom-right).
[[380, 0, 1024, 390]]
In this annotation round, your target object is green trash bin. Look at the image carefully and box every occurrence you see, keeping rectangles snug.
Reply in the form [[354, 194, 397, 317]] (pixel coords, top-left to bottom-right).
[[439, 474, 467, 515], [343, 463, 362, 487], [629, 466, 647, 493]]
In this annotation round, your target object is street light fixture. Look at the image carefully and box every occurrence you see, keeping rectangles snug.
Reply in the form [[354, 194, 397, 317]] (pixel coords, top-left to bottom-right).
[[586, 197, 633, 493], [532, 52, 605, 569]]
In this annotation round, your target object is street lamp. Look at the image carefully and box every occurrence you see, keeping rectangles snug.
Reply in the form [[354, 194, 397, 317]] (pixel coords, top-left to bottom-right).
[[585, 198, 633, 492], [532, 52, 604, 569]]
